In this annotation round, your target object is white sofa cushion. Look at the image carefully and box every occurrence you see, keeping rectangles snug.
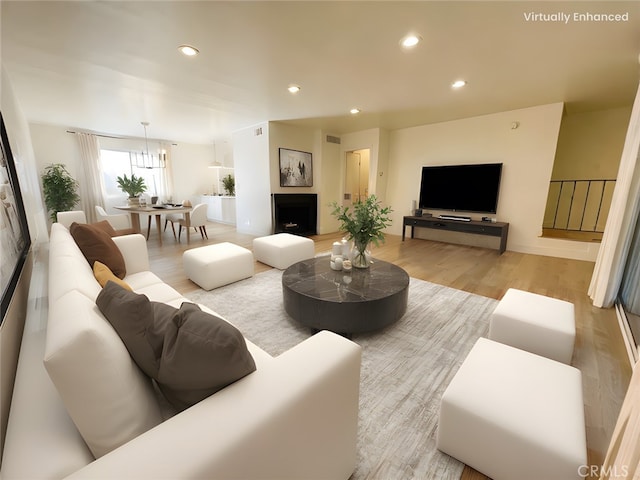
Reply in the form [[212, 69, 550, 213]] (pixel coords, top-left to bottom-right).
[[44, 290, 163, 458], [49, 252, 101, 304]]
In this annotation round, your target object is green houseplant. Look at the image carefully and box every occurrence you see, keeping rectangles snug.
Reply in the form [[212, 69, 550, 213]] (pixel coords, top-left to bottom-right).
[[222, 174, 235, 196], [330, 195, 392, 268], [116, 173, 147, 204], [41, 163, 81, 222]]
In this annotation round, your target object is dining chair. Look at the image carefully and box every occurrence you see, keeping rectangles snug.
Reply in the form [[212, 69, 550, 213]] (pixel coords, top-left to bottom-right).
[[164, 212, 183, 240], [177, 203, 208, 241], [95, 205, 132, 230], [56, 210, 87, 229]]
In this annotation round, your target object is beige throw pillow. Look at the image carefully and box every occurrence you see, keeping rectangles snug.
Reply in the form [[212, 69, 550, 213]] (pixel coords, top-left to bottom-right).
[[93, 261, 132, 290]]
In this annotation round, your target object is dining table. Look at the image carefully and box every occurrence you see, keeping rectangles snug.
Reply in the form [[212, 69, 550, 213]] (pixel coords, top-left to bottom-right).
[[114, 204, 193, 245]]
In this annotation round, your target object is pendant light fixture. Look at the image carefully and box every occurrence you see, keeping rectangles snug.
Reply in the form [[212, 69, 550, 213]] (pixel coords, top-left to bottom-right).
[[208, 141, 223, 169], [131, 121, 166, 169]]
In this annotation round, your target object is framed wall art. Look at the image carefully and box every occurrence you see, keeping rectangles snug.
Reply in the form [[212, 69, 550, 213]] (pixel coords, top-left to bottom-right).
[[279, 148, 313, 187], [1, 112, 31, 322]]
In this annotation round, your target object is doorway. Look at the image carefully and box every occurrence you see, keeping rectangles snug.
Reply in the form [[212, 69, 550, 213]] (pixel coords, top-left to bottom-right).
[[344, 149, 370, 206]]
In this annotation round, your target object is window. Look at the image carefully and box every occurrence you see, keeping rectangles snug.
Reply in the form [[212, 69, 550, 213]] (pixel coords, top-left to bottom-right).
[[100, 149, 169, 211]]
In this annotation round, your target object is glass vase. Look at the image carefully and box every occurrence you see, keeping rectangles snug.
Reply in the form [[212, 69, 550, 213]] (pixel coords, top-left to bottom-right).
[[351, 242, 372, 268]]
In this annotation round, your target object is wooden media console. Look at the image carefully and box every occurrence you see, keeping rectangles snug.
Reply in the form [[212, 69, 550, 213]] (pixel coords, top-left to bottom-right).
[[402, 215, 509, 254]]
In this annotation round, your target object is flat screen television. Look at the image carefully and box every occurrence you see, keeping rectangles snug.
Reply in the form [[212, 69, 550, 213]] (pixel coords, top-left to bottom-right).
[[418, 163, 503, 214]]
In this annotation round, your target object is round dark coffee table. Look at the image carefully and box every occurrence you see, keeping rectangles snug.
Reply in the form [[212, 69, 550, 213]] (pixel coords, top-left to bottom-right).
[[282, 257, 410, 336]]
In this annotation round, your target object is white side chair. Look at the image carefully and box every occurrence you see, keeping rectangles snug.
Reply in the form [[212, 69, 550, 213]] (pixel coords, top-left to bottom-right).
[[177, 203, 208, 241], [95, 205, 132, 231], [56, 210, 87, 229], [164, 212, 183, 240]]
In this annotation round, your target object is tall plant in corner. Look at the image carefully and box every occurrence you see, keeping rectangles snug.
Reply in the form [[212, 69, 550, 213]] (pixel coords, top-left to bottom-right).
[[41, 163, 80, 222], [330, 195, 392, 268]]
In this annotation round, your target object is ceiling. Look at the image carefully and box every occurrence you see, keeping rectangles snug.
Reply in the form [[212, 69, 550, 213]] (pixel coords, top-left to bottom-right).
[[2, 1, 639, 145]]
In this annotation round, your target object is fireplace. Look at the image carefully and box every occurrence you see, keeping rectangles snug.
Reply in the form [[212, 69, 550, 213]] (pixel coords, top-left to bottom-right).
[[273, 194, 317, 236]]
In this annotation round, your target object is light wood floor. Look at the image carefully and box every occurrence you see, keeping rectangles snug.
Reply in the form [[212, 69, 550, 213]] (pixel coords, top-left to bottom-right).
[[147, 221, 632, 480]]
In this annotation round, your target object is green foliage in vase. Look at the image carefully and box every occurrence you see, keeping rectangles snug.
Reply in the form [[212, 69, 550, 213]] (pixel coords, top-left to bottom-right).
[[116, 173, 147, 198], [330, 195, 393, 253], [41, 163, 80, 222], [222, 174, 235, 196]]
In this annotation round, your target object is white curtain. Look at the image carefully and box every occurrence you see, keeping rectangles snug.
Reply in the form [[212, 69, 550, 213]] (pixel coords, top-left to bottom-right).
[[75, 132, 105, 223], [588, 82, 640, 308], [161, 142, 175, 202]]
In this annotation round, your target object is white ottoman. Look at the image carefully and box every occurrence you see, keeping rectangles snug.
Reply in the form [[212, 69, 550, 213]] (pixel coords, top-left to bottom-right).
[[437, 338, 586, 480], [183, 242, 254, 290], [252, 233, 315, 270], [488, 288, 575, 364]]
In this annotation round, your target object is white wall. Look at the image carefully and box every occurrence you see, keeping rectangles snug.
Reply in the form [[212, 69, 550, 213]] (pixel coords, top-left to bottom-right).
[[233, 122, 272, 236], [170, 142, 216, 205], [28, 123, 220, 219], [553, 107, 630, 180], [340, 128, 388, 204], [269, 123, 318, 195], [267, 122, 344, 235], [385, 102, 600, 261], [1, 67, 46, 459], [28, 124, 81, 224], [24, 103, 604, 261], [1, 73, 47, 242], [269, 123, 318, 234], [318, 135, 341, 234]]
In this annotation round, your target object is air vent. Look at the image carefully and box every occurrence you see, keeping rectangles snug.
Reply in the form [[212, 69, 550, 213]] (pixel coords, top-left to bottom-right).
[[326, 135, 341, 144], [254, 127, 263, 136]]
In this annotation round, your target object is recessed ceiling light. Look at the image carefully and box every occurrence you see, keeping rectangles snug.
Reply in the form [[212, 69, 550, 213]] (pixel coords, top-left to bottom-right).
[[400, 34, 422, 49], [452, 80, 467, 89], [178, 44, 199, 56], [350, 108, 361, 115], [288, 84, 301, 94]]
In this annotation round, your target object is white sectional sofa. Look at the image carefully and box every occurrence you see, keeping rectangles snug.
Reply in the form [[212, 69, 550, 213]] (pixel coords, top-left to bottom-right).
[[1, 222, 362, 479]]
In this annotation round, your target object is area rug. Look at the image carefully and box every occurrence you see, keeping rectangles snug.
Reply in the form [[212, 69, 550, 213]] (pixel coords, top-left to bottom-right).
[[186, 268, 497, 480]]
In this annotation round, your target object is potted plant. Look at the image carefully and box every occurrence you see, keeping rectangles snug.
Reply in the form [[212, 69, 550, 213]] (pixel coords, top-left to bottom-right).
[[330, 195, 392, 268], [116, 173, 147, 205], [41, 163, 81, 222], [222, 174, 235, 196]]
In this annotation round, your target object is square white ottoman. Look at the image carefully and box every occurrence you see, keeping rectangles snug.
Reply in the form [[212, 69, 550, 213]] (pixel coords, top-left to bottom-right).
[[437, 338, 586, 480], [252, 233, 315, 270], [183, 242, 254, 290], [488, 288, 576, 364]]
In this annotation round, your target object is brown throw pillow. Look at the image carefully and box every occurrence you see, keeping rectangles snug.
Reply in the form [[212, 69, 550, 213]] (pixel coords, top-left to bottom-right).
[[96, 282, 256, 412], [70, 222, 126, 279], [91, 220, 117, 237]]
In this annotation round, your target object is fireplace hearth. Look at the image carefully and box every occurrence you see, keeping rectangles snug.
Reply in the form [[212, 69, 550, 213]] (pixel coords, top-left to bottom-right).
[[273, 194, 317, 236]]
